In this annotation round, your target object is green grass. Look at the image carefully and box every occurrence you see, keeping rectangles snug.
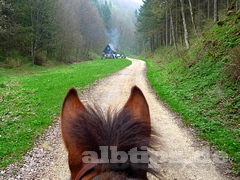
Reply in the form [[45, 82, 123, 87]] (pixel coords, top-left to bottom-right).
[[146, 55, 239, 173], [145, 16, 240, 173], [0, 59, 131, 168]]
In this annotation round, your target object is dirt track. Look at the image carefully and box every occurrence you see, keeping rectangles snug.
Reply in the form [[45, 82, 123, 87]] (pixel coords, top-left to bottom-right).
[[1, 58, 232, 179]]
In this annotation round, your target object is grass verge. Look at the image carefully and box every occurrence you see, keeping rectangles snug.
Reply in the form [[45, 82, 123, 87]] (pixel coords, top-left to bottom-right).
[[146, 54, 239, 173], [0, 59, 131, 168]]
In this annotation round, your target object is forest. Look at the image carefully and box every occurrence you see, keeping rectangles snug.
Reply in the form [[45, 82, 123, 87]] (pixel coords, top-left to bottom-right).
[[1, 0, 239, 67], [0, 0, 240, 67], [137, 0, 240, 52], [0, 0, 140, 66]]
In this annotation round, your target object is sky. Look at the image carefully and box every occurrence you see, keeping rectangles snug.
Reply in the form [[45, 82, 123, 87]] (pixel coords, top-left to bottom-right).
[[111, 0, 143, 9], [133, 0, 143, 4]]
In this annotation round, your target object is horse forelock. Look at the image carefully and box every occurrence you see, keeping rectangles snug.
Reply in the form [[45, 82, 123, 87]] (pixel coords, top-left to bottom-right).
[[68, 105, 156, 149], [66, 104, 159, 178]]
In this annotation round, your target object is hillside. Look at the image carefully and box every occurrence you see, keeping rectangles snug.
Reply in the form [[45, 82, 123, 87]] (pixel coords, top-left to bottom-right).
[[145, 13, 240, 174]]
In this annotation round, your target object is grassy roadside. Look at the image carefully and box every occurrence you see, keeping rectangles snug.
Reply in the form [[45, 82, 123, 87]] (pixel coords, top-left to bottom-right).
[[145, 16, 239, 173], [146, 54, 239, 173], [0, 59, 131, 168]]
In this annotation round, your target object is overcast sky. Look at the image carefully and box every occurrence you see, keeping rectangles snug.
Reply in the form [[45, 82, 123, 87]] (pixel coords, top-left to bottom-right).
[[133, 0, 143, 4]]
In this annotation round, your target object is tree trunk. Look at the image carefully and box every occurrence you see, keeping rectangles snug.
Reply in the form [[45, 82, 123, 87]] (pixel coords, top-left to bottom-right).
[[214, 0, 218, 22], [180, 0, 190, 49], [188, 0, 198, 37], [170, 8, 177, 50], [208, 0, 210, 19], [150, 34, 154, 52], [166, 11, 168, 47], [175, 2, 179, 45], [30, 7, 35, 64]]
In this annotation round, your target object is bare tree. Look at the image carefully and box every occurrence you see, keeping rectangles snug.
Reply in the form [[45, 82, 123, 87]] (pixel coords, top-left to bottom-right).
[[188, 0, 198, 37], [109, 4, 138, 54], [55, 0, 106, 61], [56, 0, 82, 61], [208, 0, 210, 19], [170, 7, 177, 50], [214, 0, 218, 22], [180, 0, 190, 49], [75, 0, 106, 57], [165, 0, 168, 47]]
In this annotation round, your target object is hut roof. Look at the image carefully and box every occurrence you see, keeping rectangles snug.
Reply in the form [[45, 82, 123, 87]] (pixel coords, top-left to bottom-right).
[[103, 44, 117, 54]]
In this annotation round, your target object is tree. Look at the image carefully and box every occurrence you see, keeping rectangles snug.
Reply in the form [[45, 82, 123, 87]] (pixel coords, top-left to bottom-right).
[[170, 7, 177, 50], [8, 0, 59, 64], [27, 0, 58, 64], [99, 1, 111, 30], [180, 0, 190, 49], [56, 0, 106, 61], [188, 0, 198, 37], [137, 0, 160, 52], [0, 0, 15, 56], [55, 0, 83, 61], [76, 0, 106, 57], [165, 0, 169, 47], [214, 0, 218, 22]]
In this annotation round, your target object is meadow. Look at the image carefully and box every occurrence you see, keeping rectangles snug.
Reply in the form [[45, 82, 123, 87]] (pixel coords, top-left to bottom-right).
[[0, 59, 131, 168]]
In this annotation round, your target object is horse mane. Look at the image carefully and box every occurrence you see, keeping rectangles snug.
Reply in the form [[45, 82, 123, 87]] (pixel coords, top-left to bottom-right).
[[67, 104, 159, 178]]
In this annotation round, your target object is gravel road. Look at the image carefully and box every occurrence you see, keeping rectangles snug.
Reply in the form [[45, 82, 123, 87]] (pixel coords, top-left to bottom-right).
[[1, 58, 235, 180]]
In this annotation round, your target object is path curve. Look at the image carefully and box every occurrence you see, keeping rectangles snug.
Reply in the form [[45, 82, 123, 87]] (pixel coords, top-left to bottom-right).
[[1, 58, 230, 180]]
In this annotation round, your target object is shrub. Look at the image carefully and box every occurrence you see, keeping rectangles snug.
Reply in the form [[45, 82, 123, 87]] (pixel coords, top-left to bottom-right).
[[34, 51, 47, 66]]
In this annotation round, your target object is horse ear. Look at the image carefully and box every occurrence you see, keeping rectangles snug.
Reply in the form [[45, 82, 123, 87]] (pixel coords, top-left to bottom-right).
[[61, 88, 87, 148], [123, 86, 150, 124]]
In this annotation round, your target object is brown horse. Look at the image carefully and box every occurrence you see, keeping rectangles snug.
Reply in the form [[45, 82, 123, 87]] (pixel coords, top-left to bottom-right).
[[61, 86, 159, 179]]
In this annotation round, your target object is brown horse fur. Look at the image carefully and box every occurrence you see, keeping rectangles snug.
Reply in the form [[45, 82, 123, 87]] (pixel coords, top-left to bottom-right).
[[61, 86, 159, 179]]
